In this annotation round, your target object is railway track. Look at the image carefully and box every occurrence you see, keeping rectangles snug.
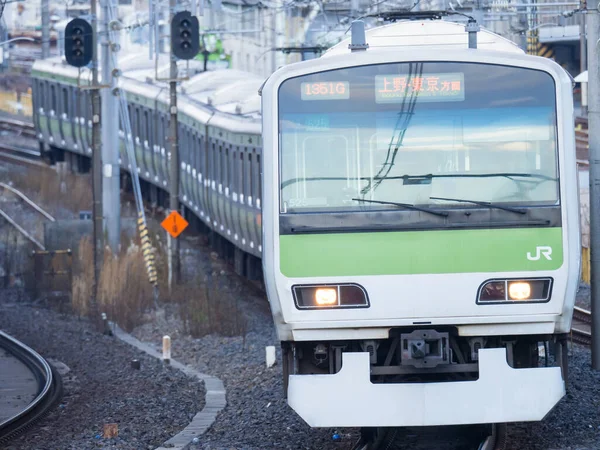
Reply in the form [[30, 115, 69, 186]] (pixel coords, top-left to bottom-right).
[[572, 306, 592, 346], [0, 182, 55, 250], [0, 118, 43, 167], [0, 331, 62, 445], [0, 118, 36, 138]]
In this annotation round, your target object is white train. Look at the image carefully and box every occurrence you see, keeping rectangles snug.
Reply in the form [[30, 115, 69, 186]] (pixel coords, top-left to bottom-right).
[[261, 20, 579, 447], [32, 18, 580, 449]]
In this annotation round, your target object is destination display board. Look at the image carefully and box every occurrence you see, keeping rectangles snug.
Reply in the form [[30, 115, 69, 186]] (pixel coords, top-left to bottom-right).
[[301, 81, 350, 101], [375, 73, 465, 103]]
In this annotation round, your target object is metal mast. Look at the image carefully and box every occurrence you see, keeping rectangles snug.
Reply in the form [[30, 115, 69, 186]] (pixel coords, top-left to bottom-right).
[[91, 0, 103, 318], [169, 0, 181, 288], [587, 3, 600, 370], [101, 0, 121, 253]]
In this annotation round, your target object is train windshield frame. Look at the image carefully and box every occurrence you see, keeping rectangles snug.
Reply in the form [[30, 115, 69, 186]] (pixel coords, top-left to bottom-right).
[[277, 61, 559, 216]]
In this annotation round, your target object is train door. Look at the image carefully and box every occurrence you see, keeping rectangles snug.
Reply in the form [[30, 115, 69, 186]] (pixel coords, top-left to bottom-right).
[[206, 136, 218, 231], [252, 150, 262, 252], [142, 108, 153, 181], [191, 131, 201, 213], [221, 143, 233, 238], [82, 89, 92, 152], [48, 83, 57, 144], [57, 84, 67, 148], [149, 104, 159, 183], [73, 85, 83, 152], [158, 112, 168, 186]]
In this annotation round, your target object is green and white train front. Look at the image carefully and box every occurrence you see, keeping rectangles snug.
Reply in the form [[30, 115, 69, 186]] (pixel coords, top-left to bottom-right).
[[261, 48, 580, 427]]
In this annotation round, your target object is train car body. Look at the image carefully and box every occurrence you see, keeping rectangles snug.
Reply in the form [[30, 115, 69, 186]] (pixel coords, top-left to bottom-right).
[[261, 20, 580, 431], [31, 56, 264, 269]]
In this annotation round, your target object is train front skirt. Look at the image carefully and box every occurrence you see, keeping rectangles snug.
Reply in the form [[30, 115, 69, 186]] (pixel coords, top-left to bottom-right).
[[288, 348, 564, 427]]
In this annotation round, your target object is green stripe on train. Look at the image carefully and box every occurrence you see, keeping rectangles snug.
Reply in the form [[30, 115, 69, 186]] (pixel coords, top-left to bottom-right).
[[279, 227, 563, 277]]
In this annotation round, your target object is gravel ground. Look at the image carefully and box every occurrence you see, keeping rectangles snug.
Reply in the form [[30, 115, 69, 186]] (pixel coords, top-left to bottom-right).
[[0, 288, 206, 450], [132, 269, 600, 450], [576, 284, 591, 310]]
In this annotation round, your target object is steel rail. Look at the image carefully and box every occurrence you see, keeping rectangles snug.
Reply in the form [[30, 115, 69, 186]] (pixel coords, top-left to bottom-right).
[[574, 305, 592, 323], [0, 183, 55, 222], [0, 208, 45, 250], [572, 306, 592, 346], [0, 144, 45, 168], [572, 328, 592, 346], [0, 331, 62, 445]]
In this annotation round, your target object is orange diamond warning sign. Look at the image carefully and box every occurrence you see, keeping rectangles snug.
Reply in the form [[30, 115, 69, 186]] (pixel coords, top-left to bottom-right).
[[161, 211, 188, 239]]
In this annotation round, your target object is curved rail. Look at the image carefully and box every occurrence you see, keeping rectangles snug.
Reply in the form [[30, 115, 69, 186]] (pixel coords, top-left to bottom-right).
[[0, 331, 62, 445]]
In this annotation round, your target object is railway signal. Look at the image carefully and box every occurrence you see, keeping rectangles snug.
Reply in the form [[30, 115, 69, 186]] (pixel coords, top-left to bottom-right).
[[64, 18, 93, 67], [171, 11, 199, 60]]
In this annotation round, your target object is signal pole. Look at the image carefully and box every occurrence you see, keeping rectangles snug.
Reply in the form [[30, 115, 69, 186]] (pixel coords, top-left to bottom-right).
[[588, 4, 600, 370], [41, 0, 50, 58], [169, 0, 181, 287], [101, 0, 121, 253], [91, 0, 104, 316]]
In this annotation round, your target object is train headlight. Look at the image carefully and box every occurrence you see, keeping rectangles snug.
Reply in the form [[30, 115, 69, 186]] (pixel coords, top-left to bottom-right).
[[508, 282, 531, 300], [315, 288, 338, 306], [293, 284, 369, 310], [477, 278, 552, 304]]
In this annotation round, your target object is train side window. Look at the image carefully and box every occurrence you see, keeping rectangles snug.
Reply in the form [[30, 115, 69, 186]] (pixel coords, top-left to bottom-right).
[[198, 134, 204, 177], [135, 107, 141, 141], [63, 87, 69, 118], [195, 133, 201, 172], [225, 147, 230, 190], [231, 150, 237, 191], [256, 154, 262, 200], [208, 141, 217, 182], [38, 81, 45, 111], [245, 151, 252, 197], [217, 144, 223, 185], [239, 152, 245, 196], [127, 105, 133, 135], [144, 109, 150, 146], [50, 84, 57, 112]]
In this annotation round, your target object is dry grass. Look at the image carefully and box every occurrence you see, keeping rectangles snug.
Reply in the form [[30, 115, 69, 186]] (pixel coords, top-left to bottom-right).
[[72, 236, 153, 331], [0, 228, 20, 288], [71, 235, 94, 317], [97, 244, 154, 331], [69, 209, 247, 337]]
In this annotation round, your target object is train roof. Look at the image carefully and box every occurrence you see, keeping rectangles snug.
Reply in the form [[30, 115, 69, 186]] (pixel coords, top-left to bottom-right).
[[32, 56, 263, 126], [324, 20, 524, 56]]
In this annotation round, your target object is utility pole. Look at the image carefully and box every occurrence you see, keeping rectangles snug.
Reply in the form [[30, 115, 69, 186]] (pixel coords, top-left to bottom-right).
[[41, 0, 50, 58], [91, 0, 104, 318], [169, 0, 181, 288], [587, 3, 600, 370], [101, 0, 121, 253], [581, 10, 588, 116]]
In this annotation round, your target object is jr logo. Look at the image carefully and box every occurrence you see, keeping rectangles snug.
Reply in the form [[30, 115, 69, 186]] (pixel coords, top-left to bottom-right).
[[527, 246, 553, 261]]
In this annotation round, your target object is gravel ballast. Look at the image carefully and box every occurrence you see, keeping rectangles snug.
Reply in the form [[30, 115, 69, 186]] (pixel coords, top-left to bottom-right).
[[132, 275, 600, 450], [0, 289, 206, 450]]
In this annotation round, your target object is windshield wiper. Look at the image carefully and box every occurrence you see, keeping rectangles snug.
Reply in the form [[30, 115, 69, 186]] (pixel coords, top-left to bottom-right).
[[352, 198, 448, 218], [281, 172, 555, 190], [430, 196, 526, 215], [397, 172, 555, 184]]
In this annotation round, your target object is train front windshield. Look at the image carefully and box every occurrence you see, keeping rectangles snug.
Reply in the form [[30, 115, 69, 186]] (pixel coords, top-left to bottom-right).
[[278, 62, 559, 213]]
